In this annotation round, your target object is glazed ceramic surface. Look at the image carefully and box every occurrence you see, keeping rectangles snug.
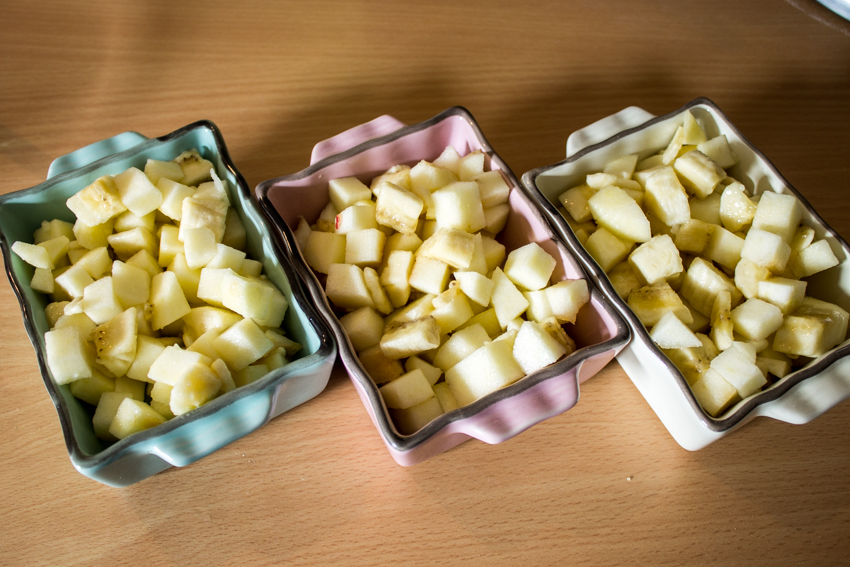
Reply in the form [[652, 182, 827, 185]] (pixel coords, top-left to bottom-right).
[[0, 121, 336, 486], [256, 107, 630, 466], [522, 98, 850, 450]]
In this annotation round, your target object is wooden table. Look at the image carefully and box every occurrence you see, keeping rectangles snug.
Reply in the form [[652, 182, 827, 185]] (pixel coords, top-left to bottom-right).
[[2, 1, 850, 565]]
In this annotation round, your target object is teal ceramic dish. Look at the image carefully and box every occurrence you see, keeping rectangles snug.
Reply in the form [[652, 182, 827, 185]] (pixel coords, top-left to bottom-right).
[[0, 121, 336, 487]]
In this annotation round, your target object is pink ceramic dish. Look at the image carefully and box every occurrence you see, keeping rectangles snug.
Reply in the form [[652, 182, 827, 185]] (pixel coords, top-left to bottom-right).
[[255, 107, 629, 465]]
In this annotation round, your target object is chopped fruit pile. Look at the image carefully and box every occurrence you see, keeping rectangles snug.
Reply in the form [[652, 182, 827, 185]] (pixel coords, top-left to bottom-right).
[[299, 146, 590, 434], [13, 150, 300, 442], [557, 111, 847, 417]]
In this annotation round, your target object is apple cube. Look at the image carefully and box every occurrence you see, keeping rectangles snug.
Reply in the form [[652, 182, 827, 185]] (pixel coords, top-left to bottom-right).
[[453, 271, 494, 307], [690, 368, 739, 417], [380, 316, 442, 360], [303, 230, 346, 274], [512, 320, 568, 375], [432, 323, 490, 371], [773, 297, 849, 357], [335, 202, 377, 235], [375, 181, 423, 235], [109, 398, 165, 439], [380, 250, 414, 308], [697, 135, 738, 169], [445, 340, 525, 407], [389, 396, 444, 435], [379, 368, 435, 409], [432, 181, 486, 233], [644, 166, 690, 227], [629, 281, 692, 327], [431, 287, 474, 334], [169, 362, 222, 415], [182, 227, 218, 269], [673, 150, 726, 198], [730, 298, 784, 342], [628, 234, 683, 285], [345, 228, 386, 267], [588, 185, 651, 243], [503, 242, 557, 291], [158, 224, 183, 267], [358, 344, 404, 384], [55, 263, 94, 299], [150, 270, 191, 330], [112, 260, 151, 309], [709, 341, 767, 398], [544, 279, 589, 324], [66, 176, 127, 227], [741, 228, 791, 273], [326, 263, 374, 310], [559, 184, 596, 223], [212, 317, 274, 371], [584, 227, 632, 273], [113, 167, 163, 217], [418, 228, 475, 270], [456, 307, 501, 339], [404, 356, 442, 386], [33, 219, 74, 244], [93, 307, 138, 377], [790, 239, 839, 278], [12, 240, 54, 269], [702, 226, 744, 271], [408, 256, 451, 296], [751, 192, 802, 243], [650, 312, 702, 349], [491, 267, 530, 328], [74, 246, 112, 279], [340, 306, 385, 352], [69, 369, 115, 406], [757, 277, 807, 314], [328, 177, 372, 211], [680, 257, 742, 317], [45, 326, 92, 384], [80, 276, 124, 324]]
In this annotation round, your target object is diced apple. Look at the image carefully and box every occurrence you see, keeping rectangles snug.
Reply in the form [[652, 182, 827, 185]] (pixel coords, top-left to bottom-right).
[[375, 181, 423, 235], [584, 227, 633, 273], [628, 281, 692, 327], [644, 166, 691, 227], [773, 297, 849, 357], [751, 192, 802, 243], [690, 368, 739, 417], [588, 185, 651, 243], [150, 270, 191, 330], [673, 150, 726, 198], [45, 326, 92, 384], [326, 263, 374, 310], [380, 316, 442, 360], [697, 135, 738, 169], [445, 340, 525, 407]]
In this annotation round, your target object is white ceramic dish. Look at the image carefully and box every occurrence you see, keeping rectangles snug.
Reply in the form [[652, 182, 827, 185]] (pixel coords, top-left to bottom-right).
[[522, 98, 850, 450]]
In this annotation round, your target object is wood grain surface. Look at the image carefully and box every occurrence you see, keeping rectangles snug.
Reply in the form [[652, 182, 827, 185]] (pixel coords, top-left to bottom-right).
[[2, 1, 850, 565]]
